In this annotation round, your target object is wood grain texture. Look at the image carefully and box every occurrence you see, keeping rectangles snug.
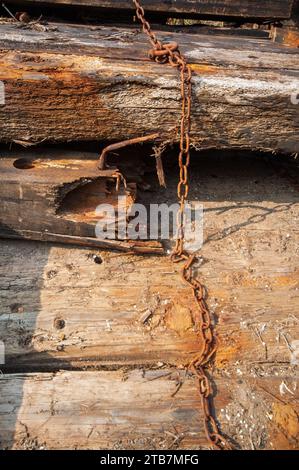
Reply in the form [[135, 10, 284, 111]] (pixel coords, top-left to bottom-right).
[[3, 0, 295, 20], [0, 22, 298, 153], [0, 371, 298, 450], [0, 150, 163, 253]]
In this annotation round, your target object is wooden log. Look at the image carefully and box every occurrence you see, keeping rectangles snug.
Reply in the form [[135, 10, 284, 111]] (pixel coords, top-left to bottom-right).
[[1, 235, 298, 371], [0, 371, 298, 450], [3, 0, 295, 20], [0, 22, 298, 153]]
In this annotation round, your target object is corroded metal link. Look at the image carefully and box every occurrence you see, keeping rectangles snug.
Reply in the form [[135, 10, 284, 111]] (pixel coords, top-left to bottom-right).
[[132, 0, 232, 451], [149, 42, 179, 62]]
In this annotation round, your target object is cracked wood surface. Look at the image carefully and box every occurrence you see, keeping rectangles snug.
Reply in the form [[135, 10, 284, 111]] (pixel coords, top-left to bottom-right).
[[0, 22, 298, 153], [0, 151, 299, 449]]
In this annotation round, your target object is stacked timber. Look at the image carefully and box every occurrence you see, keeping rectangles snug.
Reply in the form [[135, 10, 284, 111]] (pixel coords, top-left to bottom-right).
[[1, 152, 299, 449], [0, 1, 298, 451]]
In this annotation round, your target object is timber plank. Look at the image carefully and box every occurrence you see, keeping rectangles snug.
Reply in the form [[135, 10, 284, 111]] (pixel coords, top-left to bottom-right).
[[0, 22, 298, 153], [3, 1, 295, 20], [0, 371, 298, 450]]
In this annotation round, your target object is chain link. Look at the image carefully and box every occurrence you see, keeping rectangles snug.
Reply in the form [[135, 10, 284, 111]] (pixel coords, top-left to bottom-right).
[[132, 0, 232, 450]]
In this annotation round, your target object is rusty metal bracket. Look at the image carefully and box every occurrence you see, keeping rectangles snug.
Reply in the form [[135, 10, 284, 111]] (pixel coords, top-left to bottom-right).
[[97, 133, 160, 170]]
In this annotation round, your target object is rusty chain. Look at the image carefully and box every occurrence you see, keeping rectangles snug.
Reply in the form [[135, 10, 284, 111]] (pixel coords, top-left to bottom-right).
[[132, 0, 232, 450]]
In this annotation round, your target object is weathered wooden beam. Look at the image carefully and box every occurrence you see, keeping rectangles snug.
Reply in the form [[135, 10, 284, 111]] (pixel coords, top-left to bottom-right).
[[0, 22, 298, 153], [0, 371, 298, 450], [0, 150, 164, 253], [1, 235, 298, 371], [292, 0, 299, 24], [3, 0, 295, 20]]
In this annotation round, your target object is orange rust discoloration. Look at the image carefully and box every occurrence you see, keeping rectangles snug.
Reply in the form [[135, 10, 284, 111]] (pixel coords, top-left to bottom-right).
[[272, 403, 299, 442], [0, 51, 104, 80], [189, 63, 219, 74], [57, 179, 136, 224], [215, 335, 242, 369], [273, 272, 299, 288]]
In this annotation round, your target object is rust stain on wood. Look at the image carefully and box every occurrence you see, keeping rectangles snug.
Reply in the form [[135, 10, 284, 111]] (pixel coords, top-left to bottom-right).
[[272, 403, 299, 440]]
